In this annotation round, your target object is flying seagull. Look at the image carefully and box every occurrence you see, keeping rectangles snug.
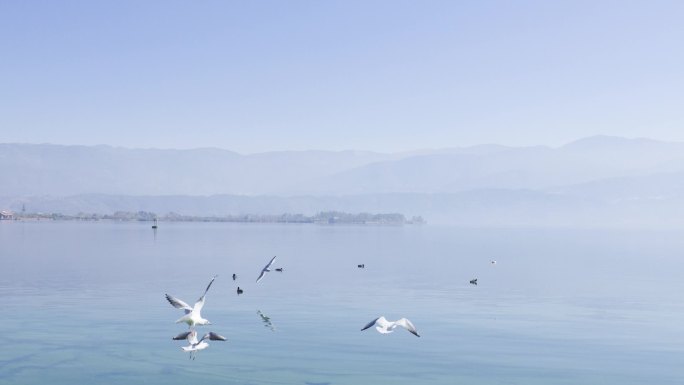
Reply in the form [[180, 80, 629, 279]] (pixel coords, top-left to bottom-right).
[[256, 256, 277, 283], [165, 275, 217, 328], [173, 330, 227, 359], [361, 316, 420, 337]]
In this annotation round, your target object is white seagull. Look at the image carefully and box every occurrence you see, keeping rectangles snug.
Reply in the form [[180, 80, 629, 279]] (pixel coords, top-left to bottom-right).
[[256, 256, 277, 283], [165, 275, 217, 328], [361, 316, 420, 337], [173, 330, 227, 359]]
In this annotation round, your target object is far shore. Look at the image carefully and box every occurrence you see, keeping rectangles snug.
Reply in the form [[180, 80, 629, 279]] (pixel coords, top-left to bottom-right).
[[9, 210, 426, 226]]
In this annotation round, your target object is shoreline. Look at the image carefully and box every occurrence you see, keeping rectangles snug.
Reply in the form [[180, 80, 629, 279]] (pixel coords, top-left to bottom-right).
[[10, 210, 426, 226]]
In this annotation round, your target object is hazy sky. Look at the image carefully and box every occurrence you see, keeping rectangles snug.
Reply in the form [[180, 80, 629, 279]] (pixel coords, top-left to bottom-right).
[[1, 1, 683, 153]]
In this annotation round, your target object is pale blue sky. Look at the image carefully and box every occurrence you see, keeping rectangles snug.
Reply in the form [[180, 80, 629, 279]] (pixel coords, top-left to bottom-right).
[[1, 0, 683, 153]]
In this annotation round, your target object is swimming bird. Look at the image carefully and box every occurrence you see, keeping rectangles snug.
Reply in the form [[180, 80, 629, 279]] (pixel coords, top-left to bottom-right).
[[469, 278, 478, 285], [165, 275, 217, 328], [491, 260, 497, 265], [361, 316, 420, 337], [256, 256, 277, 283], [237, 286, 243, 295], [275, 268, 283, 272], [232, 273, 237, 281], [173, 330, 227, 359], [357, 264, 365, 268]]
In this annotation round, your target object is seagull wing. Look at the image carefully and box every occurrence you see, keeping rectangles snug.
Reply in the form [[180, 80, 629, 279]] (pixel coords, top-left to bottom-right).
[[395, 318, 420, 337], [200, 332, 227, 343], [207, 332, 227, 341], [256, 256, 277, 283], [376, 316, 393, 329], [165, 294, 193, 313], [193, 275, 217, 313], [200, 275, 217, 299], [172, 331, 192, 340], [361, 316, 381, 331], [265, 255, 277, 269], [256, 269, 267, 283]]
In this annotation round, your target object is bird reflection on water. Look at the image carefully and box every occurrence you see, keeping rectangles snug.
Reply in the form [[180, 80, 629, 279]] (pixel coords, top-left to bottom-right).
[[257, 310, 275, 331]]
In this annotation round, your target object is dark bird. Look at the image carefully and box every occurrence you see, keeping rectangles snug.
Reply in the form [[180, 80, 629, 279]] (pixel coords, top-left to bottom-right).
[[275, 268, 283, 272], [357, 264, 365, 268], [469, 278, 478, 285], [232, 273, 237, 281], [237, 287, 243, 295]]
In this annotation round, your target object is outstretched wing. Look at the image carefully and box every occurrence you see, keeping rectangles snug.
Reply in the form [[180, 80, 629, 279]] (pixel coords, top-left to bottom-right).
[[200, 332, 227, 343], [194, 275, 217, 313], [207, 332, 227, 341], [264, 255, 277, 270], [165, 294, 192, 312], [361, 316, 381, 331], [172, 331, 192, 340], [256, 269, 267, 283], [200, 275, 217, 299], [396, 318, 420, 337], [256, 256, 277, 283]]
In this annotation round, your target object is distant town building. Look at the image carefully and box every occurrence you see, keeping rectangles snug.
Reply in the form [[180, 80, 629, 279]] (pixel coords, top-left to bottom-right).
[[0, 210, 14, 220]]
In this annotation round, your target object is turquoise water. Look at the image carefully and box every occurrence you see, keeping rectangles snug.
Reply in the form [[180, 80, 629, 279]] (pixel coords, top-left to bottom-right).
[[1, 221, 683, 384]]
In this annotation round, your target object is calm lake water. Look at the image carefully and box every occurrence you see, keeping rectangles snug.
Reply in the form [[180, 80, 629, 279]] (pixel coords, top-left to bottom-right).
[[1, 221, 683, 384]]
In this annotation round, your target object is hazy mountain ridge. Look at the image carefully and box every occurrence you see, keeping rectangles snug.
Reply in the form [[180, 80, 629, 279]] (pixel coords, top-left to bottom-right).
[[5, 136, 684, 197], [4, 136, 684, 226], [549, 170, 684, 201], [0, 143, 400, 196], [304, 136, 684, 194]]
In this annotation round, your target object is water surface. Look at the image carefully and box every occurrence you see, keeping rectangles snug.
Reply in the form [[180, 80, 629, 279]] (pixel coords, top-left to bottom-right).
[[1, 221, 683, 384]]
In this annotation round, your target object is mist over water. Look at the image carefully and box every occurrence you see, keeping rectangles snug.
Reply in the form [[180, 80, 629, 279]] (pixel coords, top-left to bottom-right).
[[1, 221, 683, 384], [4, 1, 684, 383]]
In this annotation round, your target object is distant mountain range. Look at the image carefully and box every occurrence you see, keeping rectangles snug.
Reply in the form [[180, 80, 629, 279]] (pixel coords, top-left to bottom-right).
[[4, 136, 684, 226], [0, 143, 400, 196]]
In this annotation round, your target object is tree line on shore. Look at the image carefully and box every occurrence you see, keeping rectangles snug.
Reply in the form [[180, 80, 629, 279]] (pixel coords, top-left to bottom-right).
[[17, 210, 425, 225]]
